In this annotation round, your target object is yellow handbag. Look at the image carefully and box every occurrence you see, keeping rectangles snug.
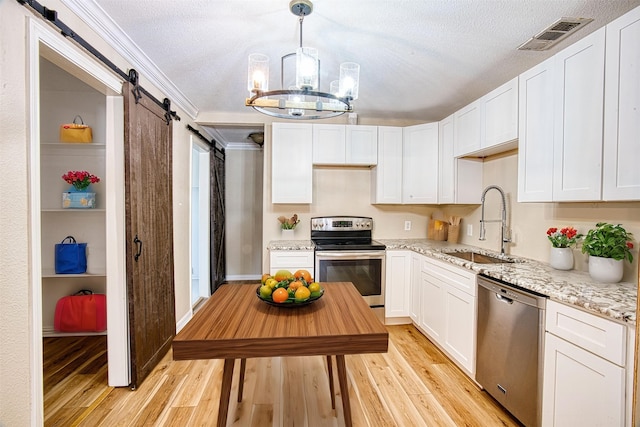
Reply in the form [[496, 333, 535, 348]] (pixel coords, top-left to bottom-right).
[[59, 115, 93, 143]]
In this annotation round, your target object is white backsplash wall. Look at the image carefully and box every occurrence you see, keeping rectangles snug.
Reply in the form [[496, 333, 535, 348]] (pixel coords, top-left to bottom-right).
[[452, 152, 640, 282]]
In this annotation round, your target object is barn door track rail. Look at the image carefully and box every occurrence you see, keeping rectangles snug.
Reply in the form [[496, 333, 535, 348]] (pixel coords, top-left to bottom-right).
[[17, 0, 181, 123]]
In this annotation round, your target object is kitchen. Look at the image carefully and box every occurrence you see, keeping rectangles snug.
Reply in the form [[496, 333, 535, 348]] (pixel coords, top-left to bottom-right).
[[2, 0, 640, 426]]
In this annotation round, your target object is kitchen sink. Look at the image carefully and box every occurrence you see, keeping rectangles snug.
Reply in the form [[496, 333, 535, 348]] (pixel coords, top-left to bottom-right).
[[445, 251, 514, 264]]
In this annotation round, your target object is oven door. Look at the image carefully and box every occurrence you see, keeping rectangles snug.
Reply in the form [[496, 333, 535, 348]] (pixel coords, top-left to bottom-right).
[[314, 250, 385, 307]]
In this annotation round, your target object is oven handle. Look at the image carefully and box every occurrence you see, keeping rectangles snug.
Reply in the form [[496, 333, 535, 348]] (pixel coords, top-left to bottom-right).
[[315, 251, 385, 260]]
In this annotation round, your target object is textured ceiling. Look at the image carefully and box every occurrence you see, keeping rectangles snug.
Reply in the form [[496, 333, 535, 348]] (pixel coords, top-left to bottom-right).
[[87, 0, 640, 143]]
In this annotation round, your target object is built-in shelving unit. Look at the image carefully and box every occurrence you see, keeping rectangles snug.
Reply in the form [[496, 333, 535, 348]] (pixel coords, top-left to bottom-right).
[[40, 57, 107, 337]]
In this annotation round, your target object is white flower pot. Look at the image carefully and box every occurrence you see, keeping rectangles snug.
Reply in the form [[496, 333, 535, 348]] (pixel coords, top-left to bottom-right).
[[549, 247, 573, 270], [588, 256, 624, 283], [281, 229, 295, 239]]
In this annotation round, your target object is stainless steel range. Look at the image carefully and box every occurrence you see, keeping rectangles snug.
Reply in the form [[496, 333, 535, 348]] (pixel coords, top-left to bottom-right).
[[311, 216, 386, 310]]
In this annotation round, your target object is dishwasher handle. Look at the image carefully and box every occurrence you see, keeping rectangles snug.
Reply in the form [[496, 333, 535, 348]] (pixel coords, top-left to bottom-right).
[[495, 293, 513, 304]]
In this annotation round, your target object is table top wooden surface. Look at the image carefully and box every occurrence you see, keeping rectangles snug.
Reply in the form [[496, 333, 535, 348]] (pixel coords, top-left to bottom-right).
[[173, 282, 389, 360]]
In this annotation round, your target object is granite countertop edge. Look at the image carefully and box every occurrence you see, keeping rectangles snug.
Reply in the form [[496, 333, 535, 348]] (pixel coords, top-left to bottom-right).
[[267, 239, 637, 324]]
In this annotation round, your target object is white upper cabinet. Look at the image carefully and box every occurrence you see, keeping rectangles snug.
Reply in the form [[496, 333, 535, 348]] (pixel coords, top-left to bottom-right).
[[453, 98, 482, 157], [403, 123, 439, 204], [438, 114, 456, 204], [454, 77, 519, 158], [345, 125, 378, 165], [312, 124, 345, 164], [482, 77, 518, 150], [272, 122, 313, 204], [371, 126, 403, 204], [603, 6, 640, 201], [552, 27, 605, 201], [439, 114, 482, 204], [312, 124, 377, 166], [518, 57, 555, 202]]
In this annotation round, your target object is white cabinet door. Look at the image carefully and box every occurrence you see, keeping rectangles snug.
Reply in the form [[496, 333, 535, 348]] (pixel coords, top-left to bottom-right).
[[443, 284, 476, 375], [542, 333, 625, 427], [603, 6, 640, 201], [453, 98, 482, 157], [272, 122, 313, 203], [482, 76, 518, 149], [517, 57, 555, 202], [346, 125, 377, 165], [385, 250, 411, 319], [269, 250, 315, 278], [438, 114, 455, 204], [552, 27, 605, 201], [312, 124, 345, 165], [409, 252, 423, 324], [419, 269, 445, 341], [371, 126, 403, 204], [402, 123, 439, 204]]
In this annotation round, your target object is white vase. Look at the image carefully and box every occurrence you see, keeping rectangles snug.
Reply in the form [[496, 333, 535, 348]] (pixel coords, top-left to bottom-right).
[[281, 229, 295, 239], [549, 247, 573, 270], [588, 256, 624, 283]]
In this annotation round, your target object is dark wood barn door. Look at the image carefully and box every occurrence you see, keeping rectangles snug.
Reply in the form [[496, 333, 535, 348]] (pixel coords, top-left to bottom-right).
[[123, 82, 175, 388], [210, 147, 226, 293]]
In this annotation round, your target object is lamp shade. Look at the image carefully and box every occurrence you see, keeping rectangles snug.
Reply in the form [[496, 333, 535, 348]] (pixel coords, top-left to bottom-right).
[[339, 62, 360, 100], [296, 47, 319, 90], [288, 86, 305, 117], [248, 53, 269, 95]]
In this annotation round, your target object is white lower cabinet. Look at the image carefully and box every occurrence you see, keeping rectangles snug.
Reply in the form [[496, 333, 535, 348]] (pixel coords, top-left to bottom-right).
[[409, 252, 422, 324], [416, 255, 476, 377], [385, 250, 411, 322], [269, 250, 314, 278], [543, 300, 626, 426]]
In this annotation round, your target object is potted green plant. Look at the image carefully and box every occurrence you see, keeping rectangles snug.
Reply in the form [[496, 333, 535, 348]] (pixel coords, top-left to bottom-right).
[[278, 214, 300, 239], [581, 223, 634, 283]]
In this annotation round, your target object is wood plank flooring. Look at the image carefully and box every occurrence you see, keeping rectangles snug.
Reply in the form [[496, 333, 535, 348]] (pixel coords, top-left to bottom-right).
[[43, 325, 522, 426]]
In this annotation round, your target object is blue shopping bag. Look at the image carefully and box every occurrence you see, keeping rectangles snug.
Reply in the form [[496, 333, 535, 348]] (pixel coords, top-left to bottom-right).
[[54, 236, 87, 274]]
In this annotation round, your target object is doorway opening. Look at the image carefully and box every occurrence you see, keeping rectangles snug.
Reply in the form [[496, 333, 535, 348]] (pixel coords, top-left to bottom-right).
[[191, 138, 211, 308]]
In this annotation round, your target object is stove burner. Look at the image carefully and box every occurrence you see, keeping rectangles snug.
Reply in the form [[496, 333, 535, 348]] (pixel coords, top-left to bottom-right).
[[310, 216, 386, 251]]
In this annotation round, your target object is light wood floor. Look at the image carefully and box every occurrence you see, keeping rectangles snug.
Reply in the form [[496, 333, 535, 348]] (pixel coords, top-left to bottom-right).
[[43, 325, 522, 426]]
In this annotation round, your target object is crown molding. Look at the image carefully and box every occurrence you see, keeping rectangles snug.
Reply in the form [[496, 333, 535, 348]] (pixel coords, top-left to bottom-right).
[[60, 0, 199, 119]]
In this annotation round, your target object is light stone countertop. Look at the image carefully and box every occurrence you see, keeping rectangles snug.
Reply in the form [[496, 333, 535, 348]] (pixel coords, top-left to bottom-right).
[[268, 238, 637, 323]]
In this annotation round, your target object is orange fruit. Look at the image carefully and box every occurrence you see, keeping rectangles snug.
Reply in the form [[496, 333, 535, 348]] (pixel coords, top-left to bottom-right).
[[294, 269, 312, 283], [272, 287, 289, 303], [274, 269, 293, 282], [288, 280, 304, 291]]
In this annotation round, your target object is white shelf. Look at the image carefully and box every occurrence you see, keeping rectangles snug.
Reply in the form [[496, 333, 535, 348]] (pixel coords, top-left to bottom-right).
[[42, 208, 106, 213], [42, 327, 107, 337], [41, 142, 106, 148], [42, 269, 106, 278]]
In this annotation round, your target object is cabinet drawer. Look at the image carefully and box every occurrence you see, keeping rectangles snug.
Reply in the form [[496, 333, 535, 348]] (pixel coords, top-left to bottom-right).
[[422, 257, 477, 296], [546, 300, 626, 366], [269, 251, 314, 276]]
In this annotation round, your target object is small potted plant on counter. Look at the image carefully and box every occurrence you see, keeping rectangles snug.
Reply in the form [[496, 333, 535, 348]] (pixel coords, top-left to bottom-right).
[[581, 222, 634, 283], [546, 226, 582, 270], [278, 214, 300, 239]]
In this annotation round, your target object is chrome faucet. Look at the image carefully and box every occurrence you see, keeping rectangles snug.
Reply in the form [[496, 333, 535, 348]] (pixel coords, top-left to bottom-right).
[[479, 185, 511, 255]]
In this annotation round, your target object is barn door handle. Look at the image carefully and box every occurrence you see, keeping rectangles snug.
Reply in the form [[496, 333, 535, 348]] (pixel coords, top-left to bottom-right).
[[133, 234, 143, 261]]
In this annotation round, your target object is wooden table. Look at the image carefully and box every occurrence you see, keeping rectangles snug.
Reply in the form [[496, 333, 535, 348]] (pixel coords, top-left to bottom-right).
[[172, 282, 388, 426]]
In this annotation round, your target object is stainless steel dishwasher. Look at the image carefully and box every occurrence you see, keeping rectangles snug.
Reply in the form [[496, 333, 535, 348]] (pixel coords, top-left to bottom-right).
[[476, 274, 547, 427]]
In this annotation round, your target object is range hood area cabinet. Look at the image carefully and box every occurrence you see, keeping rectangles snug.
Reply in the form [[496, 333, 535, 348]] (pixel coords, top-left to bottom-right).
[[453, 76, 519, 159], [519, 6, 640, 203], [312, 124, 378, 166]]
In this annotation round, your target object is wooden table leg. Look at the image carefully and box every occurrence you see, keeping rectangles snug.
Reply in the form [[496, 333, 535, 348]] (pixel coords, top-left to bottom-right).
[[335, 355, 352, 427], [326, 355, 336, 409], [217, 358, 235, 427], [237, 358, 247, 402]]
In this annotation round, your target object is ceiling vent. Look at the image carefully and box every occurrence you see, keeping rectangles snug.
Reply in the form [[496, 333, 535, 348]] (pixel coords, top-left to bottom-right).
[[518, 17, 593, 51]]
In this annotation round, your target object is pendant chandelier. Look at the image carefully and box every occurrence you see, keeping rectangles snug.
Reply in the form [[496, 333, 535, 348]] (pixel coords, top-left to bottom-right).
[[245, 0, 360, 120]]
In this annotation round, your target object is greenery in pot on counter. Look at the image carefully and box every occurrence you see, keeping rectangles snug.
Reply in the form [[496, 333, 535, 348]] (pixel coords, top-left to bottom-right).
[[546, 226, 582, 248], [278, 214, 300, 230], [581, 222, 634, 263]]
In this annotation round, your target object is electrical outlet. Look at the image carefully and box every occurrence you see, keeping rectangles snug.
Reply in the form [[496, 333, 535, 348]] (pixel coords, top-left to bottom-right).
[[404, 220, 411, 231], [467, 224, 473, 236]]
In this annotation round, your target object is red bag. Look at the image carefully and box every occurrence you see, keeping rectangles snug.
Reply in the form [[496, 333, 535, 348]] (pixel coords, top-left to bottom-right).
[[54, 290, 107, 332]]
